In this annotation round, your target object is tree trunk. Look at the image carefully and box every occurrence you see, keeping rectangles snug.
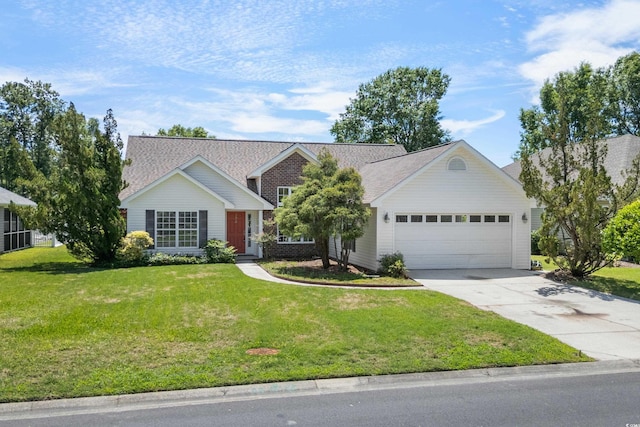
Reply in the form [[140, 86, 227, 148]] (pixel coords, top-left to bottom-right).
[[318, 238, 331, 269]]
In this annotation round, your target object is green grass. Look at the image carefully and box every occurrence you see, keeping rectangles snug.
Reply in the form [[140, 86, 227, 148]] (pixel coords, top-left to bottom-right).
[[0, 247, 590, 403], [260, 260, 419, 287], [532, 255, 640, 301]]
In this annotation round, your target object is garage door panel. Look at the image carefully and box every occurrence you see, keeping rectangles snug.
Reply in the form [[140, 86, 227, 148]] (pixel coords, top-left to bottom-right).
[[394, 218, 512, 269]]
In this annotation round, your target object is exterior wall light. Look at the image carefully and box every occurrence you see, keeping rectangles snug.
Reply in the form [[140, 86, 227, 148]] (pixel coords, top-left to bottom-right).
[[522, 212, 528, 223], [383, 212, 390, 223]]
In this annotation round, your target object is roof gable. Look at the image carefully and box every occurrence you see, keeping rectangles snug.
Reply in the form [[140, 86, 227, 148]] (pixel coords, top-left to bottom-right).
[[361, 140, 523, 206], [181, 156, 274, 209], [248, 144, 318, 178], [121, 168, 235, 208], [0, 186, 36, 207]]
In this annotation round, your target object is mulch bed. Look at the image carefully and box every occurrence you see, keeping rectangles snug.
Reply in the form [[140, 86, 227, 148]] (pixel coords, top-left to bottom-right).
[[281, 258, 371, 275]]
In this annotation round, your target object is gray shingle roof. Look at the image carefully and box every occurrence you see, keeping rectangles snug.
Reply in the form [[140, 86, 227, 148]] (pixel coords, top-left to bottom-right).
[[359, 142, 456, 203], [502, 134, 640, 187], [121, 136, 407, 200], [0, 186, 36, 207]]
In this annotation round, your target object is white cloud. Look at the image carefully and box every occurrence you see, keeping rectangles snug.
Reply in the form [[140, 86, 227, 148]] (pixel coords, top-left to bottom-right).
[[441, 110, 506, 135], [0, 65, 135, 99], [519, 0, 640, 92], [0, 67, 30, 84]]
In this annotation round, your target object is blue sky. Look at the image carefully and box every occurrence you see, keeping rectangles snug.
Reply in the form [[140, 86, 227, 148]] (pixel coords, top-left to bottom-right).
[[2, 0, 640, 166]]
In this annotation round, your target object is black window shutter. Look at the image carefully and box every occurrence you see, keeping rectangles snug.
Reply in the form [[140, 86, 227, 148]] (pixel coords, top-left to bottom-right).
[[145, 210, 155, 249], [199, 210, 208, 248]]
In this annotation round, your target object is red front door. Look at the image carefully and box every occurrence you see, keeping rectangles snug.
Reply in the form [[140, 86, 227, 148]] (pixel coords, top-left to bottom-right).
[[226, 211, 246, 254]]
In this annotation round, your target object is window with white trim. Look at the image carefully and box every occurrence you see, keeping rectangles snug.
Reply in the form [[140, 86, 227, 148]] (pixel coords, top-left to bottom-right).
[[178, 211, 198, 247], [277, 186, 292, 207], [448, 157, 467, 171], [395, 215, 408, 223], [276, 186, 313, 243], [394, 213, 511, 225], [156, 211, 198, 248]]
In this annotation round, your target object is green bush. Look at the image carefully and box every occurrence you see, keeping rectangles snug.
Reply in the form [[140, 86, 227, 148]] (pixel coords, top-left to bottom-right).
[[603, 199, 640, 262], [147, 252, 207, 266], [379, 252, 408, 278], [203, 239, 237, 264], [531, 229, 542, 255], [253, 232, 277, 260], [118, 231, 154, 264]]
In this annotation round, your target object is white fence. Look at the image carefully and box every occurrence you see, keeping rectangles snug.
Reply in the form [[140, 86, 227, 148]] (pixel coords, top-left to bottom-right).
[[32, 230, 61, 248]]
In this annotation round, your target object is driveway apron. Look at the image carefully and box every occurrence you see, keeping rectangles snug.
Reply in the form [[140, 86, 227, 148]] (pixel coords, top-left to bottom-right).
[[411, 269, 640, 361]]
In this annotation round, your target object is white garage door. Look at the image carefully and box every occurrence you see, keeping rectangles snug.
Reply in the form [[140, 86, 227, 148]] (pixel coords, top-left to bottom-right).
[[394, 214, 512, 269]]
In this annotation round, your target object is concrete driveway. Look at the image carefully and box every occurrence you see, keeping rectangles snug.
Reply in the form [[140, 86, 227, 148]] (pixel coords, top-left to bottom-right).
[[410, 269, 640, 361]]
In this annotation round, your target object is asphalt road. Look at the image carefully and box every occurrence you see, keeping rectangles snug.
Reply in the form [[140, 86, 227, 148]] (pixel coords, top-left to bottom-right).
[[3, 362, 639, 427]]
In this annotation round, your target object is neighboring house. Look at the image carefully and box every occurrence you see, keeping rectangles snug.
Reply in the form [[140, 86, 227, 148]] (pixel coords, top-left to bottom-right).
[[0, 186, 36, 254], [121, 136, 531, 270], [502, 134, 640, 231]]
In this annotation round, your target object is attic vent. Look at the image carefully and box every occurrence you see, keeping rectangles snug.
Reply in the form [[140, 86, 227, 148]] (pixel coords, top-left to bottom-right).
[[448, 157, 467, 171]]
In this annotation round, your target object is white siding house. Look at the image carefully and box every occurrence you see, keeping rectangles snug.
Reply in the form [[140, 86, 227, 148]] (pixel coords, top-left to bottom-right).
[[356, 141, 531, 270], [121, 136, 532, 270]]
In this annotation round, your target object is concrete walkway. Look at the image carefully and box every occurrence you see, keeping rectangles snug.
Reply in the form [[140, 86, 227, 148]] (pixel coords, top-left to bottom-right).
[[411, 269, 640, 361], [235, 261, 302, 285]]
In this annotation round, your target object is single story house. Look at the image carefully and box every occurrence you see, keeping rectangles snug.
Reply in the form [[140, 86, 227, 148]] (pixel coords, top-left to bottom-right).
[[1, 186, 36, 254], [502, 134, 640, 231], [120, 136, 531, 270]]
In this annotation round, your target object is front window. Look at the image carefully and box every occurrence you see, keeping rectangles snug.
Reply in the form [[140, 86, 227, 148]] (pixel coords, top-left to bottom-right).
[[156, 211, 198, 248], [277, 227, 314, 243], [276, 187, 313, 243], [178, 211, 198, 247]]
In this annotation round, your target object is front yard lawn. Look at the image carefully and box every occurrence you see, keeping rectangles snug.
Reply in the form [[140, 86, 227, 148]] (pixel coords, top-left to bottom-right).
[[532, 255, 640, 301], [0, 247, 590, 403]]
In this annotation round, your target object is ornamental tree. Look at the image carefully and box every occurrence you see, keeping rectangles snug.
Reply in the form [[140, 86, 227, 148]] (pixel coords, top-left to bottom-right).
[[275, 149, 369, 270]]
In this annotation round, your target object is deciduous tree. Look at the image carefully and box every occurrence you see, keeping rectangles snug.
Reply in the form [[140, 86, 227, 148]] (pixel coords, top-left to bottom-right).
[[609, 51, 640, 136], [0, 79, 63, 193], [157, 124, 214, 138], [331, 66, 451, 152]]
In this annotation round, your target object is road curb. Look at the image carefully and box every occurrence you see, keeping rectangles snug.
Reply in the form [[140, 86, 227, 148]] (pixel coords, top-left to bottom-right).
[[2, 360, 639, 420]]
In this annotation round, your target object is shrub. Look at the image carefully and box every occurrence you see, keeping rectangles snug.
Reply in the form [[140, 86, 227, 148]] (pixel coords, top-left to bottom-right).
[[531, 229, 542, 255], [603, 199, 640, 263], [147, 252, 207, 266], [118, 231, 154, 264], [203, 239, 237, 263], [253, 217, 277, 260], [379, 252, 408, 278], [253, 232, 277, 260]]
